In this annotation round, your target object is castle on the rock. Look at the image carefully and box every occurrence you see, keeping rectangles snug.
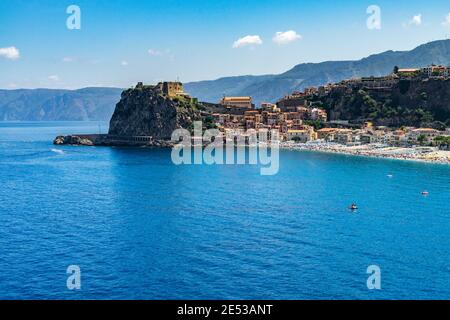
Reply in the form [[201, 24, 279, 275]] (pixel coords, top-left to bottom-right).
[[135, 81, 191, 99]]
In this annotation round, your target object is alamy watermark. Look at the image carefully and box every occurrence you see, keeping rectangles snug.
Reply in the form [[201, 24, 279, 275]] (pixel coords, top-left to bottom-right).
[[171, 121, 280, 175], [66, 265, 81, 290], [66, 5, 81, 30], [367, 265, 381, 290], [367, 5, 381, 30]]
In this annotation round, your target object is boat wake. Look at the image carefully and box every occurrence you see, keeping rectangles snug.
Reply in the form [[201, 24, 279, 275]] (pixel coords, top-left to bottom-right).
[[51, 148, 65, 155]]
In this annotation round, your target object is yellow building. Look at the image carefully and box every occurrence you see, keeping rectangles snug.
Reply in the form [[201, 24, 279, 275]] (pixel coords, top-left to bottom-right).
[[363, 121, 373, 129], [220, 96, 253, 108], [157, 82, 190, 98]]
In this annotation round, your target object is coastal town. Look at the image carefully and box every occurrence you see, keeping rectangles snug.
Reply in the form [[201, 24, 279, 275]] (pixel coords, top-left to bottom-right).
[[196, 65, 450, 163], [55, 65, 450, 164]]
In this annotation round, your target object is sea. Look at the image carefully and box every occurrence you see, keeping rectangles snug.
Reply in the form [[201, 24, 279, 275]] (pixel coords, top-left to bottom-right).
[[0, 122, 449, 299]]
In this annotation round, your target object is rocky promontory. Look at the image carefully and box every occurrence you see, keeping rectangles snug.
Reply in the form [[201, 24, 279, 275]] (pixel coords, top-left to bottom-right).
[[53, 82, 221, 147], [108, 83, 203, 139]]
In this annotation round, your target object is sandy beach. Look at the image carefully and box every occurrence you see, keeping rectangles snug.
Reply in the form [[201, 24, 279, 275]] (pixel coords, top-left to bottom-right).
[[280, 142, 450, 165]]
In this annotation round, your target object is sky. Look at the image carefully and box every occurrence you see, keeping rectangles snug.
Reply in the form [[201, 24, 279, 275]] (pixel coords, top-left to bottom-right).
[[1, 0, 450, 89]]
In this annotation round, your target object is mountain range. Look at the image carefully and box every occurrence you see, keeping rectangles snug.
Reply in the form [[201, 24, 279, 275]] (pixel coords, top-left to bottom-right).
[[0, 87, 123, 121], [185, 39, 450, 106], [1, 39, 450, 121]]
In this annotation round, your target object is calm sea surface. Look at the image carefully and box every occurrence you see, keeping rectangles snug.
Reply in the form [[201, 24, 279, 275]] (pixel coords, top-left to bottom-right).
[[0, 122, 449, 299]]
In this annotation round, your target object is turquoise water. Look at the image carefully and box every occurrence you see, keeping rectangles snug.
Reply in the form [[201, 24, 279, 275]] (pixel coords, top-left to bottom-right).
[[0, 122, 449, 299]]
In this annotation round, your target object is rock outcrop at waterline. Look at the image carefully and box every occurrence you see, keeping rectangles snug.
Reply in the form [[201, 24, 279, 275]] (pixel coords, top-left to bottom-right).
[[108, 84, 202, 140], [54, 135, 94, 146], [53, 134, 176, 147], [53, 82, 218, 146]]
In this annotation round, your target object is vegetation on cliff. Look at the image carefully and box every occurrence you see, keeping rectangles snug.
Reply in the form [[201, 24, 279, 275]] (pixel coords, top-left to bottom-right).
[[315, 78, 450, 128], [108, 85, 211, 139]]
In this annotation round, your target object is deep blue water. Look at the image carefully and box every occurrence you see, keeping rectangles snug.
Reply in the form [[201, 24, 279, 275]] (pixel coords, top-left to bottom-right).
[[0, 122, 449, 300]]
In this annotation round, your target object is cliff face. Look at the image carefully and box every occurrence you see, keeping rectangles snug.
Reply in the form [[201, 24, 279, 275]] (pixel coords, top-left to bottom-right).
[[108, 85, 202, 140], [319, 79, 450, 127], [394, 79, 450, 121]]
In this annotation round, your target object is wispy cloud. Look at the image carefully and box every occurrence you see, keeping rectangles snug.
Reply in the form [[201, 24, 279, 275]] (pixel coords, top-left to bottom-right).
[[443, 13, 450, 27], [232, 35, 263, 48], [147, 49, 175, 61], [410, 14, 422, 26], [48, 75, 59, 81], [272, 30, 302, 45], [0, 46, 20, 60], [62, 57, 76, 63], [403, 14, 422, 28], [148, 49, 163, 56]]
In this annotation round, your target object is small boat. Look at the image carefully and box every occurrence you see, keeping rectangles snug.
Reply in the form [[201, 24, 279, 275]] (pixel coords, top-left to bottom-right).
[[387, 174, 393, 178], [421, 191, 429, 196], [349, 203, 358, 211]]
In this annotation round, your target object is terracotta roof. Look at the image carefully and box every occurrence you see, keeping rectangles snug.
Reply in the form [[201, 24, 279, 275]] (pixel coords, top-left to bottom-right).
[[317, 128, 337, 132], [222, 97, 252, 101], [288, 130, 308, 133], [412, 128, 438, 132]]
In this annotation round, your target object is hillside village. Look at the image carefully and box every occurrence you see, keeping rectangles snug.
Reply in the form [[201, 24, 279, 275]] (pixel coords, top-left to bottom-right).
[[55, 66, 450, 162], [201, 65, 450, 150]]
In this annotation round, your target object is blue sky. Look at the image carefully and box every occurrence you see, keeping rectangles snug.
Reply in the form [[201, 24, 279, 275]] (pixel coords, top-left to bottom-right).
[[1, 0, 450, 89]]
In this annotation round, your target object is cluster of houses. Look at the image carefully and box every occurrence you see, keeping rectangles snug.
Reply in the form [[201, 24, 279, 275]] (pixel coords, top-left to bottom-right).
[[314, 125, 450, 147], [313, 64, 450, 94], [214, 112, 450, 147], [210, 68, 450, 147], [213, 92, 327, 142], [151, 72, 450, 147], [399, 64, 450, 78]]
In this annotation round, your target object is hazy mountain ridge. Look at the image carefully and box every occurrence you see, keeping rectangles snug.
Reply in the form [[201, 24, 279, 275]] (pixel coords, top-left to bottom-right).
[[0, 88, 123, 121], [186, 39, 450, 106], [2, 40, 450, 121]]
